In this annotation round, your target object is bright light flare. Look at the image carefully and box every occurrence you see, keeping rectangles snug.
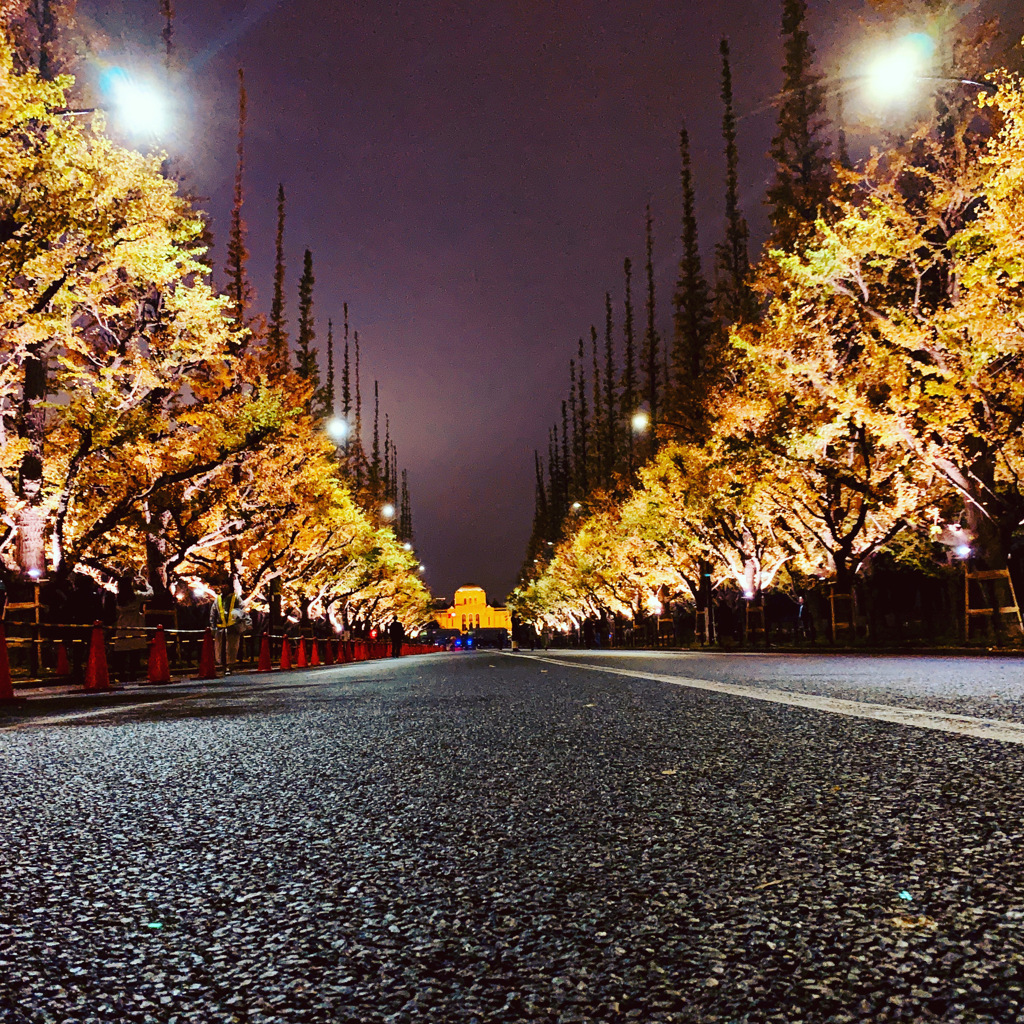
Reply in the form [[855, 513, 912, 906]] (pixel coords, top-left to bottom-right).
[[955, 544, 972, 559], [862, 32, 936, 106], [326, 417, 350, 443], [102, 68, 170, 137], [631, 410, 650, 433], [381, 503, 396, 520]]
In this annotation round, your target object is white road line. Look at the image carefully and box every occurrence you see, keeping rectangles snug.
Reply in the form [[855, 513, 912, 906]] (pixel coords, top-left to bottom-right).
[[508, 653, 1024, 746], [2, 697, 187, 730]]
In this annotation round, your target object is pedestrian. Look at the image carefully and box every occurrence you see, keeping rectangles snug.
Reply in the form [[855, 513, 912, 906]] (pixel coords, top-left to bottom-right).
[[211, 576, 250, 673], [113, 571, 153, 684], [583, 617, 595, 649], [389, 617, 405, 658], [795, 595, 814, 641]]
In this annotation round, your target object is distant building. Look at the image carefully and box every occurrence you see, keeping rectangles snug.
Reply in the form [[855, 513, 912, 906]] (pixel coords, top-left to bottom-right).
[[432, 585, 511, 633]]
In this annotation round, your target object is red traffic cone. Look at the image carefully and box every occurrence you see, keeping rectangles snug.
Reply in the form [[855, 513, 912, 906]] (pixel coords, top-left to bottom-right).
[[296, 637, 308, 668], [257, 632, 273, 673], [0, 622, 19, 702], [310, 640, 321, 667], [148, 625, 171, 685], [280, 637, 292, 671], [324, 639, 336, 666], [195, 627, 218, 680], [55, 641, 71, 676], [83, 621, 113, 692]]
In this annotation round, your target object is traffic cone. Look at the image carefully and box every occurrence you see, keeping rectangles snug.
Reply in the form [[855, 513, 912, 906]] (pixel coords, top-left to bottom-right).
[[83, 621, 112, 692], [324, 640, 336, 665], [195, 627, 218, 680], [147, 625, 171, 685], [55, 641, 71, 676], [257, 632, 273, 673], [296, 637, 308, 668], [0, 622, 19, 702], [310, 640, 321, 667], [280, 637, 292, 671]]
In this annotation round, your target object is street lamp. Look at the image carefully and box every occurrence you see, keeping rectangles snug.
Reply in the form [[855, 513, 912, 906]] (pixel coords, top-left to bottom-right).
[[100, 67, 171, 137], [403, 542, 412, 552], [326, 416, 350, 444], [59, 67, 173, 139], [381, 503, 396, 520], [631, 410, 650, 433], [858, 33, 995, 106]]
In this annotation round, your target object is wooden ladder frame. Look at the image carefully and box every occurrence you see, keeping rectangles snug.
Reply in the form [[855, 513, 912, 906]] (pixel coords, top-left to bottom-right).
[[964, 567, 1023, 638], [829, 589, 857, 639]]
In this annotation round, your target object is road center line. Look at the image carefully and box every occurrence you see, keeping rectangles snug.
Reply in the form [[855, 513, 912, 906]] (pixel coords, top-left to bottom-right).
[[508, 653, 1024, 746]]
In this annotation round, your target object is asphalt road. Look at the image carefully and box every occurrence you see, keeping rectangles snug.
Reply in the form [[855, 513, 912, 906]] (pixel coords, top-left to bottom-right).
[[3, 650, 1024, 1023]]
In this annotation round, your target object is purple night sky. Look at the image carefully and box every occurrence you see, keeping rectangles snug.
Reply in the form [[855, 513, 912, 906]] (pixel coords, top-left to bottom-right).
[[76, 0, 1023, 602]]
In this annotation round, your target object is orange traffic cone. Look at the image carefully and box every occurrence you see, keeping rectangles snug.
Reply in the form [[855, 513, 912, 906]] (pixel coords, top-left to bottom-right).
[[83, 621, 112, 692], [296, 637, 308, 668], [310, 640, 321, 667], [195, 627, 218, 680], [324, 640, 336, 666], [257, 632, 273, 672], [0, 622, 19, 702], [148, 625, 171, 685], [55, 641, 71, 676], [280, 637, 292, 671]]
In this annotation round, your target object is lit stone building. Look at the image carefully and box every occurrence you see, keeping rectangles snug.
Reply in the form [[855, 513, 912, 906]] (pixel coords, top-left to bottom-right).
[[432, 585, 512, 633]]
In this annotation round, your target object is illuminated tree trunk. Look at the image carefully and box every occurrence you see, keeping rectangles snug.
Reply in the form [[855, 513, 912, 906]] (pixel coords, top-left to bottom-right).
[[16, 342, 47, 578], [144, 501, 174, 600]]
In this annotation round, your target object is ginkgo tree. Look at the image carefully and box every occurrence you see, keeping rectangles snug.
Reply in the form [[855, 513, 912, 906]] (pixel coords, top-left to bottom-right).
[[750, 71, 1024, 571], [0, 38, 277, 581], [0, 36, 431, 631]]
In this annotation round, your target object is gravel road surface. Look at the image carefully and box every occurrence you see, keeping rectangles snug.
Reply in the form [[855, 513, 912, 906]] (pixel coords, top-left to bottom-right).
[[2, 650, 1024, 1023]]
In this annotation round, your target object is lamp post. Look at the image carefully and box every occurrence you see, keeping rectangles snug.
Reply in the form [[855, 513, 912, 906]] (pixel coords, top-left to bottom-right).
[[60, 68, 173, 139], [857, 33, 995, 106], [326, 417, 350, 444]]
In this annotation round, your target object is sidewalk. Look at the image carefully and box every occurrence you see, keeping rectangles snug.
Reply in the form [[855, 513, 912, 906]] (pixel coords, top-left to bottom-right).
[[0, 670, 263, 723]]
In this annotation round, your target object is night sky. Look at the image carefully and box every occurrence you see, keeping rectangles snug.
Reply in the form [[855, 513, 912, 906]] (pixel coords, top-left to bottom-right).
[[76, 0, 1023, 602]]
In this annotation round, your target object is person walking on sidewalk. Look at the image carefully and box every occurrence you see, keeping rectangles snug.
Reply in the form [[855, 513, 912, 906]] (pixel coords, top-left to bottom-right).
[[389, 617, 405, 658]]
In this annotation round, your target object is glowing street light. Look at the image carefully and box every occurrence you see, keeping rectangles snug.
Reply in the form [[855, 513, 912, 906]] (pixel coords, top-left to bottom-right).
[[631, 410, 651, 433], [862, 33, 934, 105], [381, 503, 396, 520], [403, 542, 412, 551], [326, 416, 350, 444], [858, 32, 995, 107], [101, 67, 171, 138]]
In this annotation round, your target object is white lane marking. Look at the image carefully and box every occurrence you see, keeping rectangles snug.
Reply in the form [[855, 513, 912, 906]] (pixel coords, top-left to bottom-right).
[[1, 697, 187, 730], [508, 653, 1024, 746]]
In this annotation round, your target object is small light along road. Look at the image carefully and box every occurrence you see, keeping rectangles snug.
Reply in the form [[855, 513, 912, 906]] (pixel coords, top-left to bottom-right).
[[3, 650, 1024, 1023]]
